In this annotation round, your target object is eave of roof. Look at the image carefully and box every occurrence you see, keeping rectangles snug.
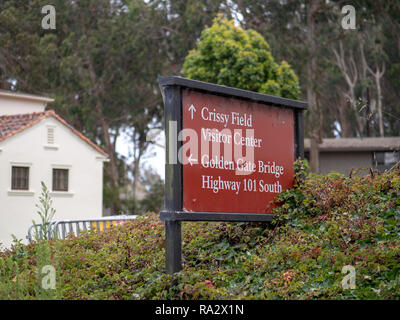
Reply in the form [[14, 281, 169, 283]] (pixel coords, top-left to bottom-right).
[[0, 89, 54, 103], [0, 110, 108, 157], [304, 137, 400, 152]]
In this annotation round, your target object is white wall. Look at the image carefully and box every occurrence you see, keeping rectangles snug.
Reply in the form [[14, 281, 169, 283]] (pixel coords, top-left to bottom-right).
[[0, 96, 46, 116], [0, 116, 106, 248]]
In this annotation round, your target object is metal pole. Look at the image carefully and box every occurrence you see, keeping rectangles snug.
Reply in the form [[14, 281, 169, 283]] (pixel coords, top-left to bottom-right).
[[160, 83, 183, 274], [165, 220, 182, 274]]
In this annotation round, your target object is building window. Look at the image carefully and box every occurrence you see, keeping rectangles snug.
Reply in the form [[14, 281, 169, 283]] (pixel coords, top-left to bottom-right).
[[53, 169, 69, 191], [383, 151, 399, 165], [11, 166, 29, 190], [373, 151, 399, 172]]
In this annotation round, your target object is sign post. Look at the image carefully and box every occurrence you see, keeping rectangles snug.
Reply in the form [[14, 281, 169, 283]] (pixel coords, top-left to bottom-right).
[[158, 76, 307, 274]]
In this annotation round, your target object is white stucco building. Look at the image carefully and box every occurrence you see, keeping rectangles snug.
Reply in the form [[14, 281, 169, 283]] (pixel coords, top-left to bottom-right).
[[0, 90, 108, 248]]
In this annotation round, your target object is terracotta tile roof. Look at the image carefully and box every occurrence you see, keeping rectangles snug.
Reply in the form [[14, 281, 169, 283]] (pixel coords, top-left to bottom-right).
[[0, 112, 46, 141], [0, 110, 108, 157]]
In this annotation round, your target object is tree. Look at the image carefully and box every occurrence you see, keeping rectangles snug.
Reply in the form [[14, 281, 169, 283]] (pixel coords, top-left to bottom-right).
[[3, 0, 398, 184], [0, 0, 168, 212], [138, 167, 164, 214], [181, 14, 300, 100], [234, 0, 350, 171], [157, 0, 230, 73], [0, 0, 52, 92], [305, 0, 322, 173], [235, 0, 400, 141]]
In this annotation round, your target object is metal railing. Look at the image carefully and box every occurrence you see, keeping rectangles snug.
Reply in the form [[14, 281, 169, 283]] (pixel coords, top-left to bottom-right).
[[27, 215, 137, 243]]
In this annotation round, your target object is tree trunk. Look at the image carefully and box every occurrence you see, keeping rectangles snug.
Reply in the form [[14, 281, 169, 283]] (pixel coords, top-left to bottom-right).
[[96, 103, 119, 190], [338, 93, 351, 137], [132, 153, 141, 200], [333, 41, 363, 136], [361, 34, 386, 137], [131, 129, 146, 202], [86, 55, 120, 212], [307, 0, 320, 173], [375, 68, 384, 137]]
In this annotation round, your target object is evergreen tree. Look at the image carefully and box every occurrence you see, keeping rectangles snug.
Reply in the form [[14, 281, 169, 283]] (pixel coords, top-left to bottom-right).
[[182, 15, 300, 100]]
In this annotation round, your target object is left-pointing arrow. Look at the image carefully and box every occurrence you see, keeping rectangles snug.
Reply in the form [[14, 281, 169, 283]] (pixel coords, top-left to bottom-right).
[[188, 154, 198, 166]]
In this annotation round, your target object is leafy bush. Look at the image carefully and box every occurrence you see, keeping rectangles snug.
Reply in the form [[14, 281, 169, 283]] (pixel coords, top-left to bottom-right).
[[1, 165, 400, 299], [182, 14, 300, 100]]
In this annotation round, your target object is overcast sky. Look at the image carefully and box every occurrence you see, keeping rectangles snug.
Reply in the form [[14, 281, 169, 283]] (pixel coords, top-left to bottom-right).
[[116, 129, 165, 180]]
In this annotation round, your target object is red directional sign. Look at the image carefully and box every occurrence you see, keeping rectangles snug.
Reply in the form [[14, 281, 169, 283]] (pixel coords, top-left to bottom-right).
[[182, 89, 295, 214], [159, 76, 306, 273]]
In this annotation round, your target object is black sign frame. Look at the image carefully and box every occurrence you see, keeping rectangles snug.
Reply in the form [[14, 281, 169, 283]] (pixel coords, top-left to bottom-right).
[[158, 76, 307, 273]]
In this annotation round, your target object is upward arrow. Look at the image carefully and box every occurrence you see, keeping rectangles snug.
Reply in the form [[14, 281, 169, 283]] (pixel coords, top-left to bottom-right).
[[188, 104, 196, 120]]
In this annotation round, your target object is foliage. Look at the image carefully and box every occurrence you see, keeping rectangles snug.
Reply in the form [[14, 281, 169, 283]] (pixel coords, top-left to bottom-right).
[[2, 1, 399, 211], [182, 14, 301, 99], [234, 0, 400, 138], [0, 182, 59, 299], [0, 0, 167, 212], [1, 166, 400, 299], [139, 177, 164, 214], [32, 182, 56, 241]]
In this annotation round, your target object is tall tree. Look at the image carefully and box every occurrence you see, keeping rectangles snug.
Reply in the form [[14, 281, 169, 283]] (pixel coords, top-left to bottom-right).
[[234, 0, 329, 171], [305, 0, 322, 173], [0, 0, 168, 212], [157, 0, 230, 73]]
